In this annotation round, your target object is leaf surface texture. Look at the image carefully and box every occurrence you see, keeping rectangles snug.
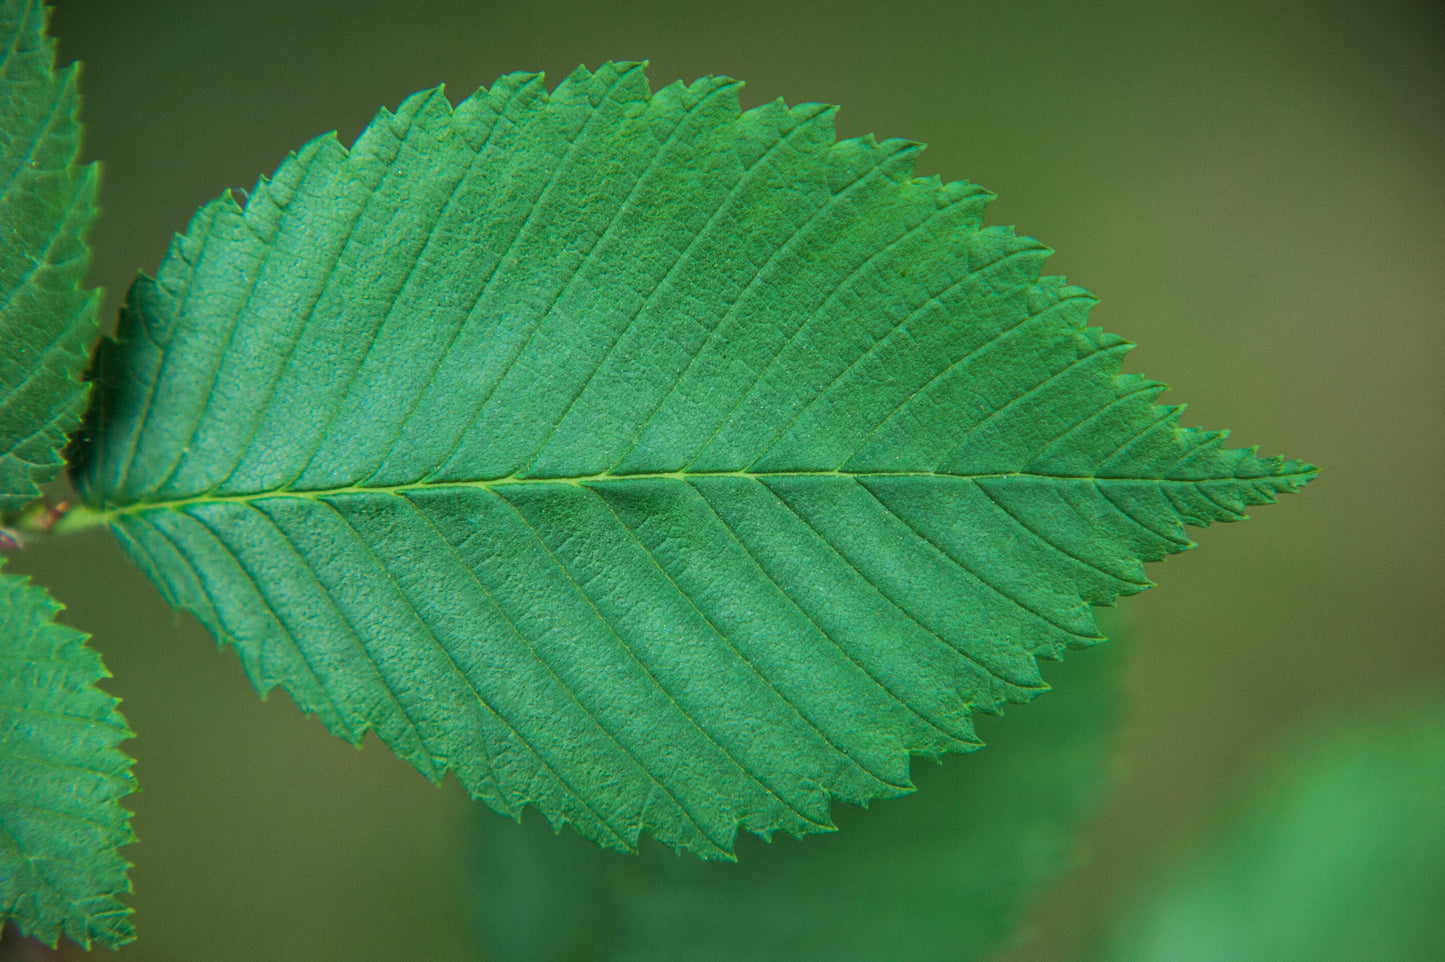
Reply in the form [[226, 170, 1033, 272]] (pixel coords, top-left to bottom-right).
[[0, 0, 98, 513], [0, 560, 134, 948], [76, 63, 1314, 855]]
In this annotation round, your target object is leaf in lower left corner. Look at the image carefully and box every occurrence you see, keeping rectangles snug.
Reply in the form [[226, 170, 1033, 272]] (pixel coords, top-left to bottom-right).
[[0, 560, 135, 949]]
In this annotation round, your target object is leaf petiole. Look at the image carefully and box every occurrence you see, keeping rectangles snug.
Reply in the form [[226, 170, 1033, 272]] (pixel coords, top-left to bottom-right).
[[3, 499, 109, 539]]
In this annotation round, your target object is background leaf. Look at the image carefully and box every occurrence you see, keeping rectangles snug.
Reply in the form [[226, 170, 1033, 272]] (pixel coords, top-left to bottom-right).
[[0, 0, 98, 514], [1096, 701, 1445, 962], [470, 625, 1126, 962], [74, 63, 1310, 857], [0, 559, 135, 949]]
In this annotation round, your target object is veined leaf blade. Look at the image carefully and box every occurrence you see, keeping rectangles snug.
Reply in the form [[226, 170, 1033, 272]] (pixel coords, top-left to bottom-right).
[[74, 63, 1314, 856], [0, 0, 98, 513], [0, 560, 135, 948]]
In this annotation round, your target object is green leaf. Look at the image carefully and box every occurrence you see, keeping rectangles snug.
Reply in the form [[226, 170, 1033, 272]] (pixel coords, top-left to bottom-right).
[[470, 627, 1126, 962], [0, 559, 135, 948], [1098, 703, 1445, 962], [73, 63, 1314, 857], [0, 0, 99, 514]]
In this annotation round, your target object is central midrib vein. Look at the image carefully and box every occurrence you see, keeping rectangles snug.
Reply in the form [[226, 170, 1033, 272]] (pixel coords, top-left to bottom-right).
[[88, 466, 1304, 520]]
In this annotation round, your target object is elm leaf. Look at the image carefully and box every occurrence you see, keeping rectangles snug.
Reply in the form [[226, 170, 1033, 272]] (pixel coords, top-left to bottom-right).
[[73, 62, 1314, 857], [0, 0, 98, 513], [0, 560, 135, 949]]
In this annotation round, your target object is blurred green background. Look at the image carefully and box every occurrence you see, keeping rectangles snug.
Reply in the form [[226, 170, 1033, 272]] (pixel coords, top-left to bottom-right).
[[5, 0, 1440, 959]]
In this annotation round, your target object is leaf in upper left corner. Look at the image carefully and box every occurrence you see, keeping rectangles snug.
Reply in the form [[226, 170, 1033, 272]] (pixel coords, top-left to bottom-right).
[[0, 559, 135, 949], [0, 0, 100, 514]]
